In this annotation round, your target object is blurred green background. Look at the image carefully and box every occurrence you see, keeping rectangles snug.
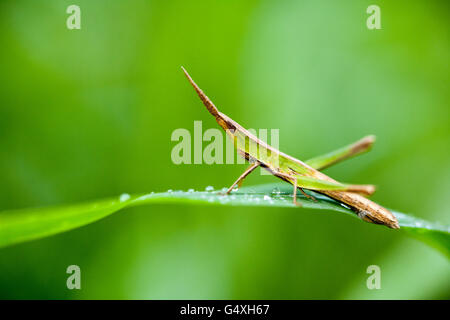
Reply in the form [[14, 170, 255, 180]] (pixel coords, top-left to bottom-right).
[[0, 0, 449, 299]]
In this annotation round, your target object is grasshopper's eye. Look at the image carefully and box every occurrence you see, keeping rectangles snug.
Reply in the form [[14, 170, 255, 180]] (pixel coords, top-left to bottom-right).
[[225, 120, 236, 131]]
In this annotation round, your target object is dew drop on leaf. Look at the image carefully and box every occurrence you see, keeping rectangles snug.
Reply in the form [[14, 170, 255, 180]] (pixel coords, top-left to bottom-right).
[[272, 187, 281, 195], [119, 193, 130, 202]]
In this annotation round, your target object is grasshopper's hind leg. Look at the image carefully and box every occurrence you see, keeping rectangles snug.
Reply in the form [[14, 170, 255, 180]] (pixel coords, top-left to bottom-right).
[[299, 188, 318, 202], [225, 162, 260, 194]]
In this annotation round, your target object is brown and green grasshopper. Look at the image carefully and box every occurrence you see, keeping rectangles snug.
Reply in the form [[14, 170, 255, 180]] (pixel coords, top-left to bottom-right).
[[182, 67, 399, 229]]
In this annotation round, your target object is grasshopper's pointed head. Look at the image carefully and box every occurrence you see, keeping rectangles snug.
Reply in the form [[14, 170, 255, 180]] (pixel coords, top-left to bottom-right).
[[182, 67, 236, 132], [181, 67, 220, 117]]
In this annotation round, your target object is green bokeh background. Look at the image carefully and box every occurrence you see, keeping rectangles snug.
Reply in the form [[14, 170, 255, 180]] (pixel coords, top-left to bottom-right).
[[0, 0, 449, 299]]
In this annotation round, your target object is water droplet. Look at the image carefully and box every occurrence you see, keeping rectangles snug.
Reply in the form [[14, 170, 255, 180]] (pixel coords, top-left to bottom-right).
[[187, 188, 194, 193], [119, 193, 130, 202], [263, 195, 271, 201], [167, 189, 173, 193], [205, 186, 214, 192], [272, 187, 281, 195]]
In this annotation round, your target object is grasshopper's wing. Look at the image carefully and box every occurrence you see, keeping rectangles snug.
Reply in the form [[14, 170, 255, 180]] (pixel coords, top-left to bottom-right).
[[292, 175, 349, 191], [276, 151, 375, 194], [281, 174, 375, 195]]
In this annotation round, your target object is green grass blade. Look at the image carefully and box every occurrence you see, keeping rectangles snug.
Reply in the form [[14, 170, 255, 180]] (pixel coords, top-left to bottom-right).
[[0, 183, 448, 258], [0, 197, 133, 249]]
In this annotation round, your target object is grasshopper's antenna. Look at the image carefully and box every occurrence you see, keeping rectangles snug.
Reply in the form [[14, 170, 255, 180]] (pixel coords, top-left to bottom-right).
[[181, 66, 221, 118]]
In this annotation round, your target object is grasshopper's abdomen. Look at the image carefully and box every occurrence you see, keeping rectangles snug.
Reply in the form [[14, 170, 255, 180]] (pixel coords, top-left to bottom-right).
[[320, 190, 399, 229]]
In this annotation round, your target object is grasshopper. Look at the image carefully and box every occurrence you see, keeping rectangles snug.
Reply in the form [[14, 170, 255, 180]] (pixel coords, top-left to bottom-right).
[[181, 67, 399, 229]]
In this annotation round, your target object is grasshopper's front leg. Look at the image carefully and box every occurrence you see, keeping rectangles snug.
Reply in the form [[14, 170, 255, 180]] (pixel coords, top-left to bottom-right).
[[225, 162, 260, 194]]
